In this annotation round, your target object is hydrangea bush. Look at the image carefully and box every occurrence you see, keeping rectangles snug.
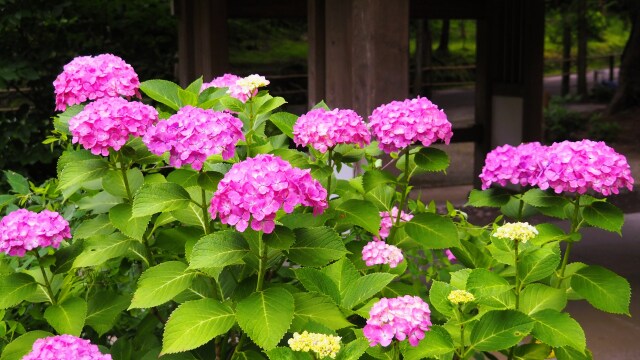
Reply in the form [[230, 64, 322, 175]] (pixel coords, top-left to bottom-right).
[[0, 54, 634, 360]]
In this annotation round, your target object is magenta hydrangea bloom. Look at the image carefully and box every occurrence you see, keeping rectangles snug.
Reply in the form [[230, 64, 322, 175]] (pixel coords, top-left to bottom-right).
[[379, 207, 413, 239], [0, 209, 71, 257], [537, 140, 634, 195], [362, 240, 404, 268], [53, 53, 141, 111], [363, 296, 432, 347], [368, 97, 453, 153], [293, 108, 371, 153], [209, 154, 328, 233], [69, 97, 158, 156], [143, 105, 244, 171], [23, 335, 111, 360], [202, 73, 248, 100], [479, 142, 545, 190], [445, 249, 456, 262]]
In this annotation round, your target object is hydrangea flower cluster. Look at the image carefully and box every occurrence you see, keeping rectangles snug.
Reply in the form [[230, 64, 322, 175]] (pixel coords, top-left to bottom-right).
[[368, 97, 453, 153], [222, 74, 270, 103], [53, 53, 140, 111], [480, 140, 634, 196], [288, 331, 341, 359], [201, 73, 250, 102], [23, 335, 111, 360], [362, 240, 404, 268], [493, 222, 538, 243], [363, 296, 432, 347], [447, 290, 476, 304], [0, 209, 71, 257], [143, 106, 244, 170], [378, 207, 413, 239], [444, 249, 456, 262], [293, 108, 371, 153], [69, 97, 158, 156], [479, 142, 545, 190], [209, 154, 328, 233]]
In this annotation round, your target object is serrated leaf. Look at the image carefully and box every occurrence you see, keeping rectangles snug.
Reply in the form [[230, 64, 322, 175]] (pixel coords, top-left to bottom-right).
[[267, 347, 312, 360], [520, 284, 567, 314], [554, 346, 593, 360], [4, 170, 29, 194], [236, 287, 295, 350], [404, 213, 460, 249], [140, 79, 183, 110], [336, 338, 369, 360], [362, 169, 397, 193], [77, 191, 123, 214], [258, 96, 287, 114], [466, 188, 511, 208], [292, 292, 351, 330], [341, 273, 396, 309], [294, 268, 341, 304], [103, 168, 144, 198], [401, 326, 455, 359], [521, 188, 570, 208], [132, 182, 192, 217], [518, 247, 561, 285], [0, 330, 53, 360], [322, 258, 360, 296], [571, 265, 631, 315], [532, 223, 567, 246], [414, 147, 450, 172], [336, 199, 381, 235], [0, 273, 37, 309], [72, 232, 135, 268], [270, 112, 298, 138], [428, 281, 455, 316], [364, 185, 394, 211], [130, 261, 197, 309], [469, 310, 534, 351], [531, 309, 586, 352], [109, 203, 150, 240], [466, 268, 512, 301], [189, 231, 249, 269], [264, 226, 295, 250], [43, 296, 87, 336], [582, 201, 624, 234], [58, 159, 109, 198], [161, 298, 235, 355], [289, 227, 348, 267], [74, 214, 116, 239], [86, 291, 131, 336]]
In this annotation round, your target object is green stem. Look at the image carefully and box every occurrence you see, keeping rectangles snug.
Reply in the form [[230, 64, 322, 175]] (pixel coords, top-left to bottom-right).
[[558, 196, 581, 283], [514, 240, 521, 309], [119, 153, 133, 202], [517, 198, 525, 221], [256, 231, 267, 292], [246, 99, 255, 149], [326, 147, 334, 203], [201, 187, 210, 235], [388, 148, 411, 243], [34, 251, 56, 305]]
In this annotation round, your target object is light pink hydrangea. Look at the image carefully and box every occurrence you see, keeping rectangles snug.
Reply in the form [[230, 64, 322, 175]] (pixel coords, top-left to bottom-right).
[[143, 105, 244, 171], [23, 335, 111, 360], [202, 73, 248, 101], [368, 97, 453, 153], [228, 74, 270, 103], [379, 207, 413, 239], [0, 209, 71, 257], [69, 97, 158, 156], [362, 240, 404, 268], [53, 53, 140, 111], [209, 154, 328, 233], [479, 142, 545, 190], [363, 296, 432, 347], [293, 108, 371, 153], [537, 140, 634, 195]]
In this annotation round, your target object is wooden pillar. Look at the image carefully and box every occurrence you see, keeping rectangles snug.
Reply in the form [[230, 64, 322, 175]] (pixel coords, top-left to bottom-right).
[[174, 0, 229, 87], [307, 0, 326, 107]]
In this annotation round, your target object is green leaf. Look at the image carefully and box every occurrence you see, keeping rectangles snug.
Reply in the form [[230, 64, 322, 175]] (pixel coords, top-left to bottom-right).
[[469, 310, 534, 351], [43, 296, 87, 336], [362, 169, 396, 193], [178, 88, 198, 106], [236, 287, 295, 350], [401, 326, 455, 360], [77, 191, 123, 214], [519, 284, 567, 314], [161, 298, 235, 355], [404, 213, 460, 249], [571, 265, 631, 315], [270, 112, 298, 138], [265, 226, 296, 250], [0, 273, 37, 309], [531, 309, 586, 352], [582, 201, 624, 234], [554, 347, 593, 360], [198, 171, 223, 191], [466, 188, 511, 207], [335, 338, 369, 360], [4, 170, 29, 194], [220, 96, 245, 113], [0, 331, 53, 360], [140, 79, 183, 110], [86, 291, 131, 336], [72, 233, 135, 268], [109, 203, 150, 240], [289, 227, 348, 267], [518, 247, 561, 285], [132, 182, 192, 217], [428, 281, 455, 316], [364, 184, 394, 211], [130, 261, 197, 309], [336, 199, 382, 235], [185, 76, 203, 94], [74, 214, 116, 239], [291, 292, 351, 331], [103, 168, 144, 198], [167, 168, 200, 188], [414, 147, 450, 172], [267, 347, 311, 360], [532, 223, 568, 246], [189, 231, 249, 269], [322, 258, 360, 297], [294, 268, 341, 304], [58, 159, 109, 198], [341, 273, 396, 309], [258, 96, 287, 114], [466, 268, 513, 301], [521, 188, 570, 208]]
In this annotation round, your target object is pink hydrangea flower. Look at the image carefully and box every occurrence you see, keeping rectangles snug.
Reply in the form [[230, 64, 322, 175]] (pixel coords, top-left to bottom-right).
[[293, 108, 371, 153], [69, 97, 158, 156], [202, 73, 249, 101], [0, 209, 71, 257], [143, 105, 244, 171], [53, 53, 141, 111], [362, 240, 404, 268], [23, 335, 111, 360], [479, 142, 545, 190], [537, 140, 634, 195], [368, 97, 453, 153], [379, 207, 413, 239], [363, 296, 432, 347], [209, 154, 328, 233], [445, 249, 456, 262]]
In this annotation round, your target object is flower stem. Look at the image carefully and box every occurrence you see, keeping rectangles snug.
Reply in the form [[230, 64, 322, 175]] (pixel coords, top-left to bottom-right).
[[34, 251, 56, 305], [326, 147, 334, 203], [256, 231, 267, 292], [201, 187, 210, 235], [558, 196, 581, 283], [514, 240, 521, 309], [118, 152, 133, 202], [388, 148, 411, 243]]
